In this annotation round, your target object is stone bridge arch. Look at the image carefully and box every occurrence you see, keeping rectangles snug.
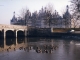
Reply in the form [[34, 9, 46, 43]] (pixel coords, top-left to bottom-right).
[[6, 30, 15, 38], [17, 29, 25, 37], [2, 29, 26, 38], [0, 24, 27, 38], [0, 30, 3, 38]]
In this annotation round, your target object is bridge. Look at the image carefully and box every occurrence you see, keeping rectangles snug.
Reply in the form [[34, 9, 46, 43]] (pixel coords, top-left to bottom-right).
[[0, 24, 27, 38]]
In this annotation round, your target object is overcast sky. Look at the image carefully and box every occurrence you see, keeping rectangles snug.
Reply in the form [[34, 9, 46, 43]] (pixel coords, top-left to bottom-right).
[[0, 0, 71, 25]]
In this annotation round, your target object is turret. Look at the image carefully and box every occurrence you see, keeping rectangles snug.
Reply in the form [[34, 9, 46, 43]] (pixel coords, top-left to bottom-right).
[[66, 5, 69, 12], [13, 11, 15, 18], [10, 11, 17, 25]]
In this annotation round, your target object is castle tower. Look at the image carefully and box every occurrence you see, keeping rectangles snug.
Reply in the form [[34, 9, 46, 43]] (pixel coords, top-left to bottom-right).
[[13, 11, 15, 17], [10, 11, 17, 25], [63, 5, 71, 28], [66, 5, 69, 12]]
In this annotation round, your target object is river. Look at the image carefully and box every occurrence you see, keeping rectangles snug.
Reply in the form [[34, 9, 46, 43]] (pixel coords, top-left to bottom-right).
[[0, 37, 80, 60]]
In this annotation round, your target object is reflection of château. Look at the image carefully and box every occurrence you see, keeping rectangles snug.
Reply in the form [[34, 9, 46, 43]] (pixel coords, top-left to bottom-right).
[[10, 5, 71, 28], [0, 38, 58, 54], [33, 45, 58, 53]]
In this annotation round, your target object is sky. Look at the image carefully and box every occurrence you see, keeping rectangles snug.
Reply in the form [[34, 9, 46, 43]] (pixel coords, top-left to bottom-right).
[[0, 0, 71, 25]]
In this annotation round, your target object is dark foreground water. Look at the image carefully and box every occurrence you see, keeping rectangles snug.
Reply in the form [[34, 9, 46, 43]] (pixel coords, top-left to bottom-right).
[[0, 37, 80, 60]]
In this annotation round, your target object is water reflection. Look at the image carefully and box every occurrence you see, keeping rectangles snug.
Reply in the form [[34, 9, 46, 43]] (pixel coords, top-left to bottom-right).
[[0, 39, 4, 48], [33, 44, 58, 53], [6, 38, 16, 46], [0, 38, 26, 52], [0, 38, 59, 53], [0, 38, 80, 60], [17, 38, 25, 44]]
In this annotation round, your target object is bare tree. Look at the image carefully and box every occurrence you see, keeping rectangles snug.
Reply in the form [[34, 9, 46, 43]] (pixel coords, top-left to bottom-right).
[[45, 3, 55, 14], [20, 7, 31, 25], [43, 3, 55, 28], [70, 0, 80, 28], [31, 11, 38, 27], [20, 7, 28, 19]]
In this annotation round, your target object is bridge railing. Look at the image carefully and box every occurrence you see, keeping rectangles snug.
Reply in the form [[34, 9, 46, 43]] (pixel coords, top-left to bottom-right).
[[0, 24, 27, 29]]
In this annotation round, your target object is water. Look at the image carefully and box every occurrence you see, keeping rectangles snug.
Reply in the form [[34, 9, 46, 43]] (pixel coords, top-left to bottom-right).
[[0, 37, 80, 60]]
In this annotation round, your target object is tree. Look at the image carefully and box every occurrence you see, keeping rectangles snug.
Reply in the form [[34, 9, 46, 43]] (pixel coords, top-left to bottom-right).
[[20, 7, 31, 25], [45, 3, 54, 14], [20, 8, 28, 19], [43, 3, 54, 28], [24, 10, 31, 26], [31, 11, 38, 27], [70, 0, 80, 28]]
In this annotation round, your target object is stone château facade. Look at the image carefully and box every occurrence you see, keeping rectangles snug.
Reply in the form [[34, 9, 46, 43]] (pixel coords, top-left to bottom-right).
[[10, 5, 71, 28]]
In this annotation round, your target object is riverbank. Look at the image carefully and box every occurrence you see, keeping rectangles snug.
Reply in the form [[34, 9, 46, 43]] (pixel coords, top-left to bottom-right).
[[27, 28, 80, 39]]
